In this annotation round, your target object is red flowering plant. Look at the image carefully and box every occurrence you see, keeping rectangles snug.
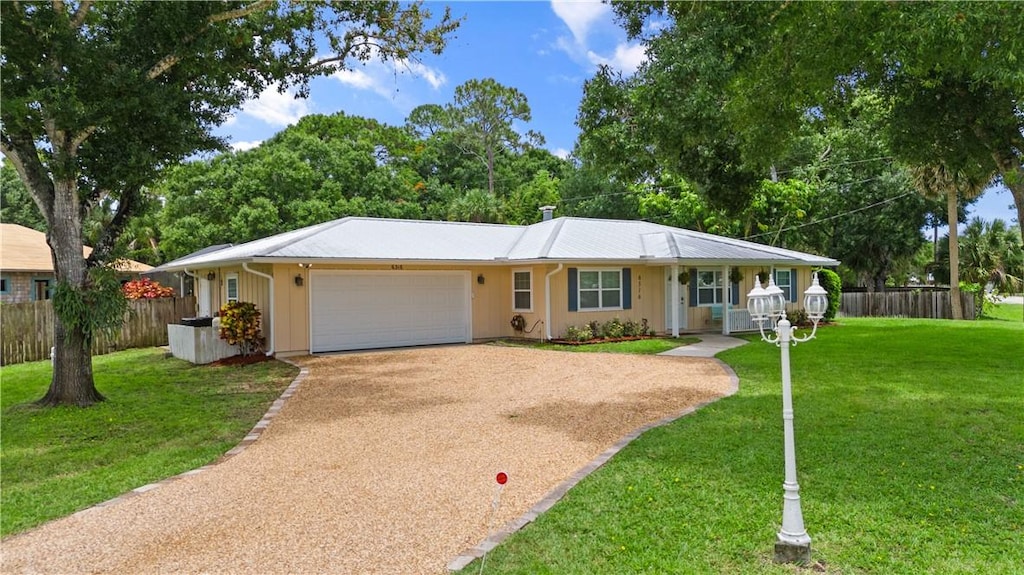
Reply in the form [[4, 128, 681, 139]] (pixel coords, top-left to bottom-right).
[[122, 277, 174, 299]]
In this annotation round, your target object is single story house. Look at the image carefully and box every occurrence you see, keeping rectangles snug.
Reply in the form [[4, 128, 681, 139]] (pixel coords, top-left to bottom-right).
[[0, 223, 152, 304], [154, 214, 838, 356]]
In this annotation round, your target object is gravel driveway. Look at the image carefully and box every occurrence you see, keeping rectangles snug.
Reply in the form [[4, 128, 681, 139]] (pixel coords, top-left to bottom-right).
[[1, 345, 736, 574]]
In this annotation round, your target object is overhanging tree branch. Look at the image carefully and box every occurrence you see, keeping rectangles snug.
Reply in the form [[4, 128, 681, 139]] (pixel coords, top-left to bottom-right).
[[147, 0, 274, 81], [0, 134, 57, 221], [70, 0, 92, 28]]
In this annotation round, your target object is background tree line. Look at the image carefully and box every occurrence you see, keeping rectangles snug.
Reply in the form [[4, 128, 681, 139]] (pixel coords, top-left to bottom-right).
[[4, 73, 1019, 290]]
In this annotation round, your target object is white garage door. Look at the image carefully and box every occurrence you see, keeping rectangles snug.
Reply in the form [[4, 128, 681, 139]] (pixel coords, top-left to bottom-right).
[[310, 271, 471, 353]]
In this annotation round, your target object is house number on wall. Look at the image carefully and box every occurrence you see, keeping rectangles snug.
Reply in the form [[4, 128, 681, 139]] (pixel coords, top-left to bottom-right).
[[391, 265, 404, 270]]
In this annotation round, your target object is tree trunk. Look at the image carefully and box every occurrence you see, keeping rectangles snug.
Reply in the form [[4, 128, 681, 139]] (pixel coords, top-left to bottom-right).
[[486, 145, 495, 196], [37, 177, 104, 407], [947, 191, 963, 320], [39, 313, 103, 406], [989, 147, 1024, 246], [1007, 176, 1024, 246]]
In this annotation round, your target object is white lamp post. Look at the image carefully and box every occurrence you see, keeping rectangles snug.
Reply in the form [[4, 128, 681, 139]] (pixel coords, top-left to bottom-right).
[[747, 272, 828, 564]]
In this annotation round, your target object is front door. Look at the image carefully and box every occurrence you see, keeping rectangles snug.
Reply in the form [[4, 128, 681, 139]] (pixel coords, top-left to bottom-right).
[[198, 277, 212, 317], [664, 268, 687, 332]]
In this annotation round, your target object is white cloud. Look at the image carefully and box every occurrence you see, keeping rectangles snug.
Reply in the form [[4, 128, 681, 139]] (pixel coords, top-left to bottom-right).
[[239, 84, 310, 127], [406, 60, 446, 90], [551, 0, 611, 45], [587, 42, 646, 75], [230, 140, 263, 152], [550, 0, 646, 76], [552, 147, 571, 160], [330, 46, 447, 101], [334, 68, 380, 92]]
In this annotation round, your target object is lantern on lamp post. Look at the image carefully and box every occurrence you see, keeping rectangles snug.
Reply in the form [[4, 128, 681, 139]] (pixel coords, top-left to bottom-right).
[[747, 272, 828, 564]]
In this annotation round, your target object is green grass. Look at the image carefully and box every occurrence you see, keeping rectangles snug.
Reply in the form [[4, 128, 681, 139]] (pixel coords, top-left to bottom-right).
[[983, 302, 1024, 323], [491, 337, 700, 355], [463, 318, 1024, 574], [0, 348, 298, 537]]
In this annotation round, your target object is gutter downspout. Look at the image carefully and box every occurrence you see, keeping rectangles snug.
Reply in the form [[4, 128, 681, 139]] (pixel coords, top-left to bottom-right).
[[242, 262, 274, 356], [544, 263, 564, 341]]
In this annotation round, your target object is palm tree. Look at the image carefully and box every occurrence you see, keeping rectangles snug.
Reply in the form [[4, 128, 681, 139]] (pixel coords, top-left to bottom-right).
[[958, 218, 1023, 295], [910, 164, 990, 319]]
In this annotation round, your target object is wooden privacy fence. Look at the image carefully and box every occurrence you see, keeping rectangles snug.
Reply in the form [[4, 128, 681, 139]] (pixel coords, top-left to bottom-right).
[[839, 291, 975, 320], [1, 297, 196, 366]]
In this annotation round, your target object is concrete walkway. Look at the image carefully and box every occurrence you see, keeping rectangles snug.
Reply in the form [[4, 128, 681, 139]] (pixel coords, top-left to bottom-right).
[[658, 333, 749, 357]]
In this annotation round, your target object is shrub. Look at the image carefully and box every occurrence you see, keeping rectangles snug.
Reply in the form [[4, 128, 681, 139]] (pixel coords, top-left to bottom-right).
[[789, 308, 810, 327], [602, 318, 625, 339], [218, 301, 263, 356], [622, 319, 642, 337], [816, 268, 842, 321], [565, 325, 593, 342], [959, 282, 989, 319], [122, 278, 174, 300]]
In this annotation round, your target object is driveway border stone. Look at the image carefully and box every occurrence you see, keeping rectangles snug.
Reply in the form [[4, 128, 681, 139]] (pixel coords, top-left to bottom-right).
[[445, 357, 741, 571], [68, 359, 310, 517]]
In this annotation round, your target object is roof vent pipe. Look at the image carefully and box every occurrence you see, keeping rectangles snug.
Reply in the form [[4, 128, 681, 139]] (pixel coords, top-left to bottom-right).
[[539, 205, 555, 221]]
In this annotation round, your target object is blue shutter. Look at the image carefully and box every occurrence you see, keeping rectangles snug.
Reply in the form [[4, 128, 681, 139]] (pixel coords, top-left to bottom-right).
[[622, 268, 632, 309], [688, 268, 698, 307], [790, 268, 798, 302], [568, 267, 578, 312], [731, 281, 740, 305]]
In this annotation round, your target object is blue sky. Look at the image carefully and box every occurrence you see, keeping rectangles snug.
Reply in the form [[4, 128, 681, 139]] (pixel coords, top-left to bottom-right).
[[215, 0, 1015, 228]]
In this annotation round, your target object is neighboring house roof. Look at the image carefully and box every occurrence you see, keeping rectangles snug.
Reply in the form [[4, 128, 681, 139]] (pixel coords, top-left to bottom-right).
[[0, 223, 152, 273], [155, 243, 233, 272], [155, 217, 838, 272]]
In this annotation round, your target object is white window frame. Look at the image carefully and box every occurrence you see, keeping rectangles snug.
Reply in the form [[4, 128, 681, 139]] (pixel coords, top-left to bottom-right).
[[226, 272, 239, 304], [578, 268, 623, 311], [512, 269, 533, 312], [696, 269, 724, 307], [774, 269, 793, 302]]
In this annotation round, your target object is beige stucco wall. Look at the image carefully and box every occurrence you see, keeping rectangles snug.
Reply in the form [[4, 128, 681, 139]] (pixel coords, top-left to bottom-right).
[[211, 262, 820, 355]]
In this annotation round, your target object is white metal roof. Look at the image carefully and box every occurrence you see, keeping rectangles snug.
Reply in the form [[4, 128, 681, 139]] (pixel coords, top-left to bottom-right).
[[155, 216, 838, 271]]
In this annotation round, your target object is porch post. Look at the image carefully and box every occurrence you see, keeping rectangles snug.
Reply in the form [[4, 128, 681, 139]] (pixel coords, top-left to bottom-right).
[[671, 264, 680, 338], [722, 265, 731, 335]]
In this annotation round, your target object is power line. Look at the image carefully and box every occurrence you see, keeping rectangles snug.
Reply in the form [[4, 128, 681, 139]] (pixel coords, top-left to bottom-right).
[[741, 190, 917, 239], [772, 156, 895, 177]]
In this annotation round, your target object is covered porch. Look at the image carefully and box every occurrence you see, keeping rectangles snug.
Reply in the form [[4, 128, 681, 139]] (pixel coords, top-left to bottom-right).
[[662, 263, 801, 337]]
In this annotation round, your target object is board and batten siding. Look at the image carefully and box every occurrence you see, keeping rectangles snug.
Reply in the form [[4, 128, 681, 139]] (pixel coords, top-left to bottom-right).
[[195, 265, 272, 341], [270, 263, 536, 356], [252, 263, 822, 354], [547, 265, 662, 340]]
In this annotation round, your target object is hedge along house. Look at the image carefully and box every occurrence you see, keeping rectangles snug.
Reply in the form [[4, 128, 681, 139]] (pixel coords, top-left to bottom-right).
[[153, 215, 838, 356]]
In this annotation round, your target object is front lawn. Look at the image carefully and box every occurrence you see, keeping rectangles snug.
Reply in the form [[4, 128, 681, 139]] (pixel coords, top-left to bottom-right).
[[492, 337, 699, 355], [0, 348, 298, 537], [983, 301, 1024, 322], [462, 318, 1024, 574]]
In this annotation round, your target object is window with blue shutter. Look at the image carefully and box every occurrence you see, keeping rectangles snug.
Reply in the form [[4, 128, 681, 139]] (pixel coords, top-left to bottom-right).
[[774, 269, 796, 302], [572, 268, 625, 311]]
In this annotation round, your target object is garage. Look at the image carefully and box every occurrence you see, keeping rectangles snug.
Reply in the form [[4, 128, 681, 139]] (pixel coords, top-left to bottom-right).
[[309, 270, 472, 353]]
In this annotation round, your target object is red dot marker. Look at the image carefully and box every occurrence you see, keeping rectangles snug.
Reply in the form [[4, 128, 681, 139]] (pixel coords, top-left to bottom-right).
[[496, 472, 508, 485]]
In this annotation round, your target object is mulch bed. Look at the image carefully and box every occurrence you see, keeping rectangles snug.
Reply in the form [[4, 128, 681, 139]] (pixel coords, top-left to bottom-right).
[[208, 354, 273, 367], [547, 336, 650, 346]]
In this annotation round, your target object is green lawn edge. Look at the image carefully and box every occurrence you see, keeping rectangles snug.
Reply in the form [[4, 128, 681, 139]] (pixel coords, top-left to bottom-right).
[[459, 317, 1024, 574], [490, 336, 700, 354], [0, 348, 299, 538]]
